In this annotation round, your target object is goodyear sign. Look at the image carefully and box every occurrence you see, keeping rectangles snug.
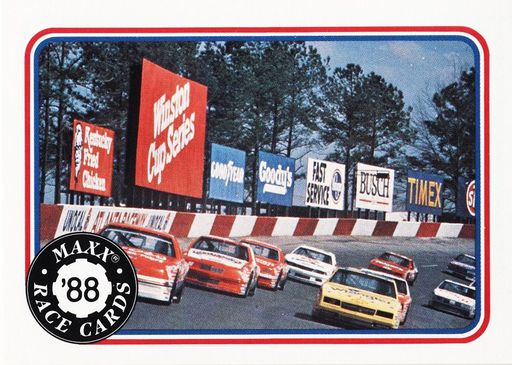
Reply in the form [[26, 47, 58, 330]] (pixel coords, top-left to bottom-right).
[[456, 177, 476, 218], [256, 151, 295, 206], [305, 158, 345, 211], [208, 143, 245, 203], [406, 171, 444, 215]]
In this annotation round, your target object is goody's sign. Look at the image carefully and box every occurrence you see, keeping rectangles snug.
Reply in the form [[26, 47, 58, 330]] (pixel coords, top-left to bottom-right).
[[355, 163, 395, 212], [256, 151, 295, 206], [305, 158, 345, 210], [69, 119, 115, 197], [456, 177, 476, 218], [134, 58, 208, 198], [406, 171, 444, 215], [208, 144, 246, 203]]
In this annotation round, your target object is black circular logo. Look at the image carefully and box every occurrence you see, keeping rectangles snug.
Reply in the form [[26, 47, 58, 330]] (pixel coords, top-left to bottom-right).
[[26, 232, 138, 344], [331, 169, 343, 203]]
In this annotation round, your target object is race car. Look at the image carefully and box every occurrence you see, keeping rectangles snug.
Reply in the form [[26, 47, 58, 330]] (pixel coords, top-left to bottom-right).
[[284, 245, 336, 286], [240, 238, 288, 290], [429, 279, 476, 319], [361, 268, 412, 325], [368, 251, 418, 285], [312, 267, 402, 329], [446, 254, 476, 281], [99, 223, 189, 304], [184, 236, 259, 297]]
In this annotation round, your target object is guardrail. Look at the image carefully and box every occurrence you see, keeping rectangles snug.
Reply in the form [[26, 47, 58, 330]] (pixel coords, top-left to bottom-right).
[[39, 204, 475, 241]]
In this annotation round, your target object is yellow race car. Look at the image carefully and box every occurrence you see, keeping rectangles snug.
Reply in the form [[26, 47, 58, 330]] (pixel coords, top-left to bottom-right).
[[312, 267, 402, 329]]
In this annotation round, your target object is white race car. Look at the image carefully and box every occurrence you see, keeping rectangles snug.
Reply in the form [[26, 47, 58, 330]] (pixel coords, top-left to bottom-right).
[[429, 279, 476, 319], [284, 245, 336, 286]]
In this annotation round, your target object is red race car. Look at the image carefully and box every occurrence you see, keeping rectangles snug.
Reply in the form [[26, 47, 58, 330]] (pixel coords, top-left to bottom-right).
[[185, 236, 259, 297], [99, 223, 189, 304], [368, 251, 418, 285], [240, 238, 288, 290]]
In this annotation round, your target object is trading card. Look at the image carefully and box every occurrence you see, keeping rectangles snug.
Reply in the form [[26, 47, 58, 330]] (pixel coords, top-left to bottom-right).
[[1, 0, 511, 364]]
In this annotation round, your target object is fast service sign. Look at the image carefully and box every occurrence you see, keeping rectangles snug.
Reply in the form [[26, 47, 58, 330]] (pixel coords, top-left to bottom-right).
[[305, 158, 345, 210]]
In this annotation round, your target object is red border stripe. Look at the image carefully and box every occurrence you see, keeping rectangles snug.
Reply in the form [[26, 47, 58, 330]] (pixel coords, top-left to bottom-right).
[[210, 214, 236, 237], [416, 222, 441, 237], [251, 216, 278, 236], [293, 218, 319, 236], [168, 212, 195, 237], [372, 221, 398, 236], [333, 218, 357, 235]]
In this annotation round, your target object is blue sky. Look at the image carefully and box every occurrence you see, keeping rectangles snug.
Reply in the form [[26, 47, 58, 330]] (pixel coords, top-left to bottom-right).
[[307, 40, 475, 110]]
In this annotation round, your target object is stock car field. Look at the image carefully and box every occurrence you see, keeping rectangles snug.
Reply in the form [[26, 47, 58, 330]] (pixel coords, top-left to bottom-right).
[[123, 235, 476, 331]]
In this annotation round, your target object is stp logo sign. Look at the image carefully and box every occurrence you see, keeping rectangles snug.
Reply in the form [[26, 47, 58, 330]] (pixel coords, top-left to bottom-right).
[[134, 59, 207, 198], [466, 180, 476, 217]]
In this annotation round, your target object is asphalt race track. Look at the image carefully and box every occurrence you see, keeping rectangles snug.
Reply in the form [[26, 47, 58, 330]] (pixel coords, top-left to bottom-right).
[[123, 236, 476, 332]]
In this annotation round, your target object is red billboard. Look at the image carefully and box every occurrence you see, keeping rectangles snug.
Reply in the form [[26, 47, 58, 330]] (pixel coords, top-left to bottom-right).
[[69, 119, 115, 197], [134, 58, 207, 198]]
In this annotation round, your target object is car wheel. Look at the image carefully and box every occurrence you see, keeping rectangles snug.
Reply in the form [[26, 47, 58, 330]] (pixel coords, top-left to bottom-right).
[[249, 273, 257, 297], [400, 307, 409, 325], [278, 275, 287, 290], [242, 277, 252, 298], [171, 274, 183, 304], [273, 272, 282, 291]]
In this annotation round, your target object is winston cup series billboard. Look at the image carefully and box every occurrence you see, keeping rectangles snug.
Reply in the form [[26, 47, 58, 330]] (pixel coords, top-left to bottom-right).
[[355, 162, 395, 212], [256, 151, 295, 206], [134, 59, 208, 198], [208, 144, 246, 203], [69, 119, 115, 197], [305, 158, 345, 210]]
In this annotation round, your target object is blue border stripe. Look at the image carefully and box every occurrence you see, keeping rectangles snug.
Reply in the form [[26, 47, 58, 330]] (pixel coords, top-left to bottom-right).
[[33, 33, 482, 336]]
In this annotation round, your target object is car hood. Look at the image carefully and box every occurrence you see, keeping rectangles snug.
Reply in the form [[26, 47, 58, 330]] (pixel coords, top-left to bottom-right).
[[285, 253, 334, 272], [323, 283, 400, 310], [434, 288, 475, 306], [121, 246, 178, 279], [186, 248, 247, 269]]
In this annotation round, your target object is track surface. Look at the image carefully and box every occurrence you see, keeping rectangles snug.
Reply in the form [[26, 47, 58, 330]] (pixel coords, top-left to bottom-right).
[[123, 236, 476, 332]]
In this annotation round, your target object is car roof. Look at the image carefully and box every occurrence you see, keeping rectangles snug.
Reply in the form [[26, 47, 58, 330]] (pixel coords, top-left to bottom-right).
[[337, 267, 398, 285], [240, 238, 281, 252], [441, 279, 476, 290], [361, 268, 408, 284], [292, 245, 334, 257], [456, 253, 476, 260], [198, 235, 241, 245], [101, 223, 176, 240]]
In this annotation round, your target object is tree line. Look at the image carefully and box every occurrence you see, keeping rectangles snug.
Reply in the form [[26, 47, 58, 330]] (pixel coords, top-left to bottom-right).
[[38, 40, 475, 215]]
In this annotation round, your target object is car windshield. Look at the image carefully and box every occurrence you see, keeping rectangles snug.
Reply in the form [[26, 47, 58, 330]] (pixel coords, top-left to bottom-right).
[[293, 247, 332, 264], [330, 269, 397, 298], [100, 227, 175, 257], [379, 253, 410, 267], [193, 238, 248, 261], [439, 281, 475, 299], [366, 271, 408, 295], [455, 254, 476, 266], [244, 242, 279, 261]]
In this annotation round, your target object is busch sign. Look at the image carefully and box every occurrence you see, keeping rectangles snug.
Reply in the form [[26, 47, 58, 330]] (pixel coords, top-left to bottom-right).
[[355, 162, 395, 212], [305, 158, 345, 211], [256, 151, 295, 206], [134, 59, 207, 198], [208, 144, 246, 203], [69, 119, 115, 197], [406, 170, 444, 215]]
